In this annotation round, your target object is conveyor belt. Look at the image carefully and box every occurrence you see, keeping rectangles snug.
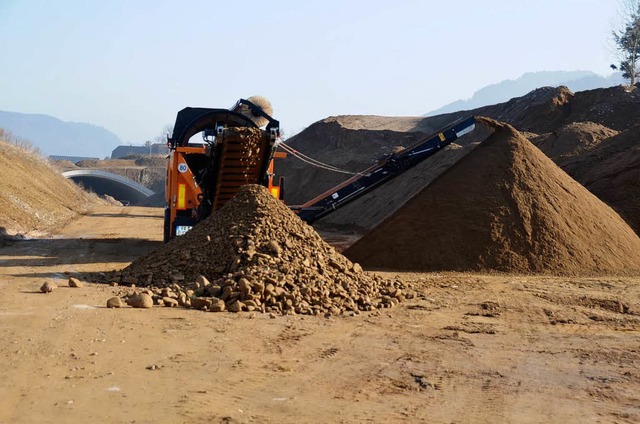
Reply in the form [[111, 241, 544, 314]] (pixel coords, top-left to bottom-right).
[[212, 128, 272, 210]]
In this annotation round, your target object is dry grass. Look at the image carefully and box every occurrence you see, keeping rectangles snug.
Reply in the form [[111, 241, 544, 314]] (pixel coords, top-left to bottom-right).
[[0, 135, 105, 235]]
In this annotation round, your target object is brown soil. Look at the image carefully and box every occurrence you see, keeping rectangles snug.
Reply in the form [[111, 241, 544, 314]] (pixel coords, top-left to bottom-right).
[[315, 121, 495, 233], [561, 124, 640, 235], [118, 185, 409, 315], [430, 85, 640, 134], [278, 117, 436, 205], [49, 159, 78, 169], [531, 121, 619, 163], [1, 207, 640, 423], [344, 118, 640, 275], [0, 141, 104, 235], [278, 86, 640, 233]]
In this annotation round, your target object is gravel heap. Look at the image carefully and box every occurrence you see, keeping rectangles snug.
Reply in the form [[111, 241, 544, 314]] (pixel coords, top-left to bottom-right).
[[119, 185, 411, 315]]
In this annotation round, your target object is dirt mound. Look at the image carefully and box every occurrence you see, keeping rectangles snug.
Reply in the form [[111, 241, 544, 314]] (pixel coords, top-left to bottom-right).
[[0, 141, 104, 234], [344, 118, 640, 275], [315, 120, 495, 233], [561, 124, 640, 235], [278, 85, 639, 228], [324, 115, 436, 132], [119, 185, 409, 315], [531, 122, 619, 162], [427, 85, 640, 134], [279, 117, 436, 205]]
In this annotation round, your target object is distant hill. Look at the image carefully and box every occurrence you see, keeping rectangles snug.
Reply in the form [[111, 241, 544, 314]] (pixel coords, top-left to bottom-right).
[[0, 110, 122, 158], [425, 71, 625, 116]]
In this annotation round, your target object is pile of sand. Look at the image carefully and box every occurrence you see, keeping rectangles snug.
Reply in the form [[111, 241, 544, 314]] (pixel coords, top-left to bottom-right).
[[531, 122, 619, 163], [562, 124, 640, 235], [118, 185, 409, 315], [278, 117, 435, 205], [0, 140, 104, 234], [428, 85, 640, 134], [274, 86, 639, 234], [344, 118, 640, 275], [315, 121, 494, 233]]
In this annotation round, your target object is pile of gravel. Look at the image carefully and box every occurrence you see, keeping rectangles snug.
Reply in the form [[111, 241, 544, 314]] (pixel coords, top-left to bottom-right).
[[116, 185, 412, 315]]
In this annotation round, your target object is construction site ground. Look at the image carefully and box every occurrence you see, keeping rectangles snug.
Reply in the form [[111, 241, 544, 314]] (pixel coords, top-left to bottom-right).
[[1, 206, 639, 424]]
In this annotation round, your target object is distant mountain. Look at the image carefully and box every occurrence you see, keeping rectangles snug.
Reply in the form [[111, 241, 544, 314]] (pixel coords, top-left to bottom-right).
[[0, 110, 122, 157], [426, 71, 625, 116]]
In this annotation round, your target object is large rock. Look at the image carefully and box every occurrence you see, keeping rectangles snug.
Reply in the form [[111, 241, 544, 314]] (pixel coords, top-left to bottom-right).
[[126, 293, 153, 309]]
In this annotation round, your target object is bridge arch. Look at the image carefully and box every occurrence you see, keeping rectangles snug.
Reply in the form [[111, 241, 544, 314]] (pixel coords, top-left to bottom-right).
[[62, 170, 154, 204]]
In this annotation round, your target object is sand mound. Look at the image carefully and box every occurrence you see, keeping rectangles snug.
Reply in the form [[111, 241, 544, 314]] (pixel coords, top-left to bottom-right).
[[344, 118, 640, 275], [0, 140, 104, 234], [315, 121, 495, 233], [531, 122, 619, 162], [278, 118, 435, 205], [427, 85, 640, 134], [324, 115, 436, 132], [119, 185, 409, 315], [562, 124, 640, 235]]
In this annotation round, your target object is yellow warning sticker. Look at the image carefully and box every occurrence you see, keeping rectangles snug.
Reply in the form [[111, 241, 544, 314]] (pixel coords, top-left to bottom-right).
[[177, 183, 186, 209]]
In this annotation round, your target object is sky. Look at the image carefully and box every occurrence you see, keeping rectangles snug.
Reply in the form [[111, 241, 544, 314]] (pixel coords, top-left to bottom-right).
[[0, 0, 622, 145]]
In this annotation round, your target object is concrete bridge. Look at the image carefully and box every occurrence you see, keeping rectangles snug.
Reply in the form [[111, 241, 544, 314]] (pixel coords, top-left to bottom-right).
[[62, 169, 154, 204]]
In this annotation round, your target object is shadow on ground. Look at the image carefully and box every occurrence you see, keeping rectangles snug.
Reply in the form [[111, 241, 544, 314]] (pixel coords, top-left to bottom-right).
[[0, 237, 160, 267]]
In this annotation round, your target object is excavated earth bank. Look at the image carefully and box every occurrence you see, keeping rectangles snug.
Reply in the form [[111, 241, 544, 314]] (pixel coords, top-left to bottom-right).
[[561, 124, 640, 235], [0, 140, 104, 234], [118, 185, 411, 315], [345, 118, 640, 275]]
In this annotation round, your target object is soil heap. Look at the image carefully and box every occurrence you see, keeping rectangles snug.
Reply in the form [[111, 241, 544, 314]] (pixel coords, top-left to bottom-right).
[[278, 116, 437, 205], [344, 118, 640, 275], [530, 122, 619, 163], [119, 185, 409, 314], [0, 140, 104, 235], [561, 124, 640, 235]]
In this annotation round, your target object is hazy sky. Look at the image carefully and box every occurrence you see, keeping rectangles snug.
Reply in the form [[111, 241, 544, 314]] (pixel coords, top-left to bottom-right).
[[0, 0, 621, 143]]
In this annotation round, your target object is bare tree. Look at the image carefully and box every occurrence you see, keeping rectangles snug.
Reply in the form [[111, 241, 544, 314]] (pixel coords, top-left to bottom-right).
[[153, 123, 174, 145], [611, 0, 640, 86]]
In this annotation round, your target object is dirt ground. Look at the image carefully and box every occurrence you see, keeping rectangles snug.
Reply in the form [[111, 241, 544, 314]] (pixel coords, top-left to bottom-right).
[[1, 206, 639, 423]]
